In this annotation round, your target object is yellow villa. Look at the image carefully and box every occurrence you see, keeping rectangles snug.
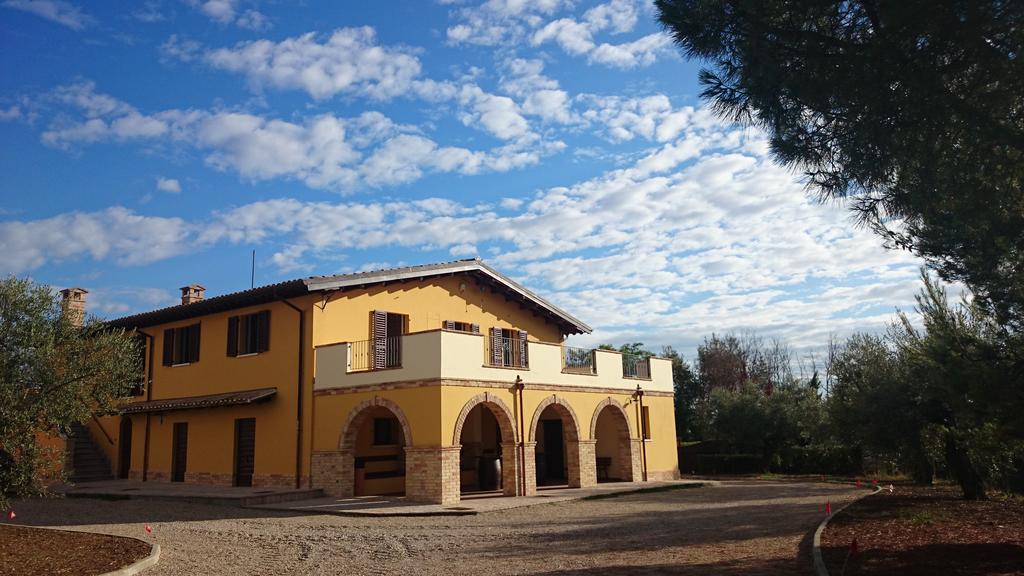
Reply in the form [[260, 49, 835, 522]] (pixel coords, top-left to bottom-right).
[[78, 258, 679, 505]]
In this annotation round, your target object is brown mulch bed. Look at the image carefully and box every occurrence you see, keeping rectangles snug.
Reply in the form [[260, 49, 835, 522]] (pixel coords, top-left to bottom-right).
[[821, 484, 1024, 576], [0, 524, 151, 576]]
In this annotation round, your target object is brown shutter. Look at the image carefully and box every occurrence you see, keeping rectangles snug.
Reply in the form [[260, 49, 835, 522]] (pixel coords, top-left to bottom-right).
[[256, 310, 270, 352], [518, 330, 529, 368], [444, 320, 455, 331], [189, 323, 201, 363], [471, 323, 480, 334], [490, 327, 503, 366], [371, 310, 387, 369], [162, 329, 174, 366], [227, 316, 239, 357]]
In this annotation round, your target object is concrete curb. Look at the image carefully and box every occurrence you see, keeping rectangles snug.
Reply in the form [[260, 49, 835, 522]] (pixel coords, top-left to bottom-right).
[[99, 542, 160, 576], [812, 486, 882, 576]]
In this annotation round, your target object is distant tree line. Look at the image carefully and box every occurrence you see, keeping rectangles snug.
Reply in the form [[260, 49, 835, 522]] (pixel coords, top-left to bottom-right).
[[612, 273, 1023, 500]]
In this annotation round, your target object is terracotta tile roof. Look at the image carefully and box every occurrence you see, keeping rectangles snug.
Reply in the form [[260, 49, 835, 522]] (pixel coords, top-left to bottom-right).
[[106, 258, 591, 334], [120, 387, 277, 414]]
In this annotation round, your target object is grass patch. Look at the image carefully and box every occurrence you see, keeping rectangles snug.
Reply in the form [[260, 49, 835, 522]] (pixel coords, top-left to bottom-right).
[[582, 483, 707, 501]]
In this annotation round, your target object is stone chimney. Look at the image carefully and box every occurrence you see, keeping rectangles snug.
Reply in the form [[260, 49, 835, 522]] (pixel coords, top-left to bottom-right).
[[59, 287, 88, 327], [180, 284, 205, 305]]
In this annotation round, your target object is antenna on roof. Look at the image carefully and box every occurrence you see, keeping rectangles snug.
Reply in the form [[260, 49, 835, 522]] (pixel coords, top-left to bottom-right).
[[250, 250, 255, 289]]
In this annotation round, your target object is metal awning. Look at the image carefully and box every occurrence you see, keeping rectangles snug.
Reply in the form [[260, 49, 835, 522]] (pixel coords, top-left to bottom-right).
[[120, 387, 277, 414]]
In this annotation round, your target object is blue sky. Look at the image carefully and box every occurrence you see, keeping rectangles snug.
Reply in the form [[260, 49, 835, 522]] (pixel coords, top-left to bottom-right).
[[0, 0, 926, 358]]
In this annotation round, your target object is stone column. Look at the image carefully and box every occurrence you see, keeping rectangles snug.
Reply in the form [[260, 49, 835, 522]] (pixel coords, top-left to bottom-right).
[[405, 445, 461, 505], [629, 439, 644, 483], [311, 449, 352, 497], [500, 442, 519, 497], [573, 439, 597, 488], [522, 441, 537, 496]]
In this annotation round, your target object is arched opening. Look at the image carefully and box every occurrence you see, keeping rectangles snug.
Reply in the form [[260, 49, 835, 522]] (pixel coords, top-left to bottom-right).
[[453, 394, 519, 497], [341, 400, 412, 497], [531, 399, 582, 488], [458, 404, 504, 493], [593, 403, 634, 483]]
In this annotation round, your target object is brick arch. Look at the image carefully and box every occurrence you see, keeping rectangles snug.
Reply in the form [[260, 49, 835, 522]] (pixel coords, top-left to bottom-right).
[[339, 396, 413, 450], [589, 397, 634, 439], [527, 395, 582, 442], [452, 392, 517, 445]]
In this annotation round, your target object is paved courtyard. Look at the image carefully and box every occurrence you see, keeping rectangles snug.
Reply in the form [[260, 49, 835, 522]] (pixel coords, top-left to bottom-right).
[[9, 481, 860, 575]]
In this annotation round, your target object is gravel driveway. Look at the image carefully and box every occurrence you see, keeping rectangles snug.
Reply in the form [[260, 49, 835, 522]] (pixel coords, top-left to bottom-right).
[[9, 481, 860, 575]]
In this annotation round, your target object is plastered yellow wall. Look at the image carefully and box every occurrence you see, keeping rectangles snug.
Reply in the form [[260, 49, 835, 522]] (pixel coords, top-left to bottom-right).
[[311, 273, 564, 347], [313, 386, 443, 450], [126, 296, 318, 482]]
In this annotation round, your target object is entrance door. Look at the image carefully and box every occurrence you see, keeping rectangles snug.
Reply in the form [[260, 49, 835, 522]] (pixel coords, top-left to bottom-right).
[[542, 419, 565, 484], [171, 423, 188, 482], [118, 417, 132, 479], [234, 418, 256, 487]]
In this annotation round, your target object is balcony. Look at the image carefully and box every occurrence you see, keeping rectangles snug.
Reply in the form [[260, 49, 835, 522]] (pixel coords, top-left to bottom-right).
[[314, 330, 671, 393]]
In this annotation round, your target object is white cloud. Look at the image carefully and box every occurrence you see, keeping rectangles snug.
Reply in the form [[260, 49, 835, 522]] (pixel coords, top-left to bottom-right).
[[2, 0, 93, 30], [198, 27, 422, 100], [445, 0, 567, 46], [156, 177, 181, 193], [192, 0, 235, 23], [235, 9, 269, 31], [529, 1, 672, 69], [0, 106, 21, 120], [39, 82, 560, 192], [0, 207, 191, 273]]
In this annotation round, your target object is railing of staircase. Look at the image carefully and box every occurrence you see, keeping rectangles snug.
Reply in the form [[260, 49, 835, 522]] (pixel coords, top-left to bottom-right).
[[91, 415, 115, 444]]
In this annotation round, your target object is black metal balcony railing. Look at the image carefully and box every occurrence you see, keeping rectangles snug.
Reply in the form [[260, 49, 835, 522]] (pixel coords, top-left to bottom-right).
[[349, 336, 402, 371], [562, 346, 596, 374], [486, 336, 529, 368], [622, 354, 651, 379]]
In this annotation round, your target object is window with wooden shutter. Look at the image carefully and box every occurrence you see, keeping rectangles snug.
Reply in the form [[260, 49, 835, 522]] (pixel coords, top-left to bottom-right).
[[227, 316, 239, 356], [518, 330, 529, 368], [227, 311, 271, 356], [187, 323, 201, 363], [371, 310, 387, 369], [162, 329, 174, 366], [444, 320, 480, 333], [165, 323, 200, 365], [256, 310, 270, 352], [490, 327, 503, 366]]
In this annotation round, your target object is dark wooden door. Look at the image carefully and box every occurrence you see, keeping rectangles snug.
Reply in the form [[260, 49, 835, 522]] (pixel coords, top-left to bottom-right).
[[234, 418, 256, 487], [171, 423, 188, 482], [542, 419, 565, 484], [118, 417, 132, 479]]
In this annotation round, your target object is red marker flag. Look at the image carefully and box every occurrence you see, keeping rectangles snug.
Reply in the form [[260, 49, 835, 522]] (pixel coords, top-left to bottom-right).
[[825, 501, 832, 515], [144, 524, 152, 534], [850, 538, 859, 555], [855, 480, 861, 488], [872, 479, 878, 487], [7, 511, 15, 520]]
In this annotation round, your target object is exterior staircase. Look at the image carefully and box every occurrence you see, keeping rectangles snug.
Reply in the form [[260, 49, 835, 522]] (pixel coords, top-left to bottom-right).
[[68, 422, 114, 483]]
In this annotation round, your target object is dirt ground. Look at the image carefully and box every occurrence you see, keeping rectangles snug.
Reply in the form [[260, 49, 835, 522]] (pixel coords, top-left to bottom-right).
[[0, 524, 150, 576], [5, 481, 859, 575], [822, 484, 1024, 576]]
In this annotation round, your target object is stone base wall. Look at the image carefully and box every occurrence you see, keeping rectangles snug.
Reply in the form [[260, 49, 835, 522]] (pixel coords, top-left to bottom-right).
[[128, 470, 308, 488], [407, 445, 461, 505], [647, 468, 681, 481], [185, 471, 233, 485], [522, 442, 537, 496], [311, 450, 352, 497]]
